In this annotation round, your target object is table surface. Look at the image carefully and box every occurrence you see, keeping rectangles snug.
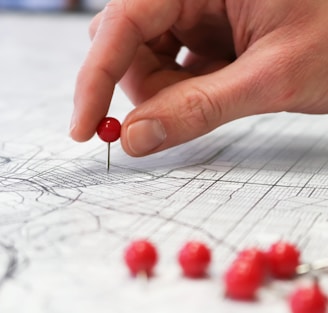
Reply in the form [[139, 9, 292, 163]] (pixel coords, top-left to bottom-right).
[[1, 12, 328, 313]]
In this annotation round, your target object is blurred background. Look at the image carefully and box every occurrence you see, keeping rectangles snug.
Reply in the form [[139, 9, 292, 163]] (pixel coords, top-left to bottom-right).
[[0, 0, 108, 12]]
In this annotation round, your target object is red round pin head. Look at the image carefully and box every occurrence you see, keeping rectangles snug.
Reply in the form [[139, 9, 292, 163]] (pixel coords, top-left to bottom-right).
[[124, 240, 158, 278], [224, 256, 264, 300], [178, 241, 211, 278], [237, 247, 268, 281], [289, 280, 327, 313], [267, 241, 300, 279], [96, 117, 121, 143], [238, 247, 267, 268]]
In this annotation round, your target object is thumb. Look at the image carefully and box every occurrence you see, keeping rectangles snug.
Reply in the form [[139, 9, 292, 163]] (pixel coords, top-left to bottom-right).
[[121, 44, 296, 157]]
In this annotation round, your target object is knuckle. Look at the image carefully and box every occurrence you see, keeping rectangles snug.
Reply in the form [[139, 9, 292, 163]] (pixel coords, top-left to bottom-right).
[[104, 0, 144, 42], [88, 14, 99, 39], [104, 0, 118, 11], [175, 86, 221, 133]]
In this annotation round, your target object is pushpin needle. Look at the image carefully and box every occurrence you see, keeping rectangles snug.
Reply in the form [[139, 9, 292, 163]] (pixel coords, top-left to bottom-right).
[[96, 117, 121, 171], [107, 142, 110, 171], [296, 258, 328, 275]]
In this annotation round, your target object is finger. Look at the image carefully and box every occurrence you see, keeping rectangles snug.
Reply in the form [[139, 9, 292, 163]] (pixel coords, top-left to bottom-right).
[[89, 11, 102, 40], [120, 30, 231, 105], [120, 45, 230, 106], [71, 0, 183, 142], [120, 32, 193, 105], [182, 52, 231, 75], [147, 31, 181, 60], [120, 43, 300, 156]]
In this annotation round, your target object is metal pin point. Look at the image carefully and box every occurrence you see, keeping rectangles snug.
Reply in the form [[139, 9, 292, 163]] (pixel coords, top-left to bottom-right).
[[137, 270, 149, 289], [107, 142, 110, 172], [296, 258, 328, 275]]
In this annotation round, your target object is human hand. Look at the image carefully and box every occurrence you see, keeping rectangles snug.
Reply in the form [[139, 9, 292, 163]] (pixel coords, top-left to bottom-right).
[[71, 0, 328, 156]]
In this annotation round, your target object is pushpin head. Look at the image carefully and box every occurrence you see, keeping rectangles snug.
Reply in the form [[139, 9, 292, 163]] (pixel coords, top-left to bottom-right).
[[289, 280, 327, 313], [96, 117, 121, 143], [124, 240, 158, 278], [178, 241, 211, 278], [267, 241, 300, 279], [224, 256, 264, 300], [237, 247, 268, 275]]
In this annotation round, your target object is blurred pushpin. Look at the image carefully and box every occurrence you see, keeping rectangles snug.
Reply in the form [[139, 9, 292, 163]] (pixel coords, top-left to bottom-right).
[[124, 239, 158, 279], [178, 241, 211, 278]]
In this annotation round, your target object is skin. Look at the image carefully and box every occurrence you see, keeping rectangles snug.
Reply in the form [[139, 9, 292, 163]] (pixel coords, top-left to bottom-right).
[[71, 0, 328, 157]]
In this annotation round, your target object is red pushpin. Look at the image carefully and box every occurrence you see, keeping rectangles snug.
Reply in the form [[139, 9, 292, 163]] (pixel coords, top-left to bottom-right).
[[96, 117, 121, 171], [124, 239, 158, 279], [224, 255, 264, 300], [237, 247, 268, 282], [178, 241, 211, 278], [238, 247, 268, 269], [289, 278, 327, 313], [267, 241, 300, 279]]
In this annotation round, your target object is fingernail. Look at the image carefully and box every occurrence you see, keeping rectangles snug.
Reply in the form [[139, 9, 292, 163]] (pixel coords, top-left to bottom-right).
[[127, 119, 167, 155], [69, 112, 77, 136]]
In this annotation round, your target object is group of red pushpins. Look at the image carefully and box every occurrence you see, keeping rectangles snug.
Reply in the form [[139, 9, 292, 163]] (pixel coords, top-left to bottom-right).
[[96, 119, 327, 312], [124, 239, 328, 313]]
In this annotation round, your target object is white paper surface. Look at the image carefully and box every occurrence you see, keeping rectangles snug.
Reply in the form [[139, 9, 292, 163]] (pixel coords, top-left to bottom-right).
[[1, 13, 328, 313]]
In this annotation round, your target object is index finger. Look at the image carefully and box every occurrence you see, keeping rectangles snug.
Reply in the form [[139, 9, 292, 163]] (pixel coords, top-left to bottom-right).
[[71, 0, 182, 142]]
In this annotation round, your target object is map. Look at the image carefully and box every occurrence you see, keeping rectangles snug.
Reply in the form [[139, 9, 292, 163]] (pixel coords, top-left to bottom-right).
[[1, 13, 328, 313]]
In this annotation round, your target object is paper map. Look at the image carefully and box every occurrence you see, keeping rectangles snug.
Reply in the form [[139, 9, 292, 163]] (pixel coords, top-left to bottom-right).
[[1, 13, 328, 313]]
